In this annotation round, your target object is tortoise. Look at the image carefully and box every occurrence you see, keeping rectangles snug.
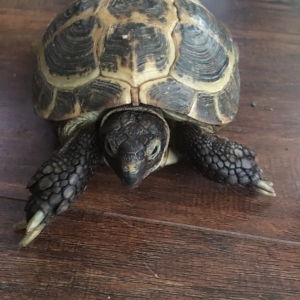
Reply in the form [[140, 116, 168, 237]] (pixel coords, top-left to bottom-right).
[[16, 0, 275, 246]]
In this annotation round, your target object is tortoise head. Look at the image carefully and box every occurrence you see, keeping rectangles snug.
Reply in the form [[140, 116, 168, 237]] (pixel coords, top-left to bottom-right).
[[99, 108, 169, 189]]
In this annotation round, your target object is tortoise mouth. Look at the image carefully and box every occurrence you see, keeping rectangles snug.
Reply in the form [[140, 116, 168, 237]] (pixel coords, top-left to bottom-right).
[[121, 177, 141, 190]]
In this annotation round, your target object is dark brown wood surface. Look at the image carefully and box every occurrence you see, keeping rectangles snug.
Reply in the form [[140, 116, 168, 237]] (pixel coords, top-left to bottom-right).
[[1, 1, 300, 299]]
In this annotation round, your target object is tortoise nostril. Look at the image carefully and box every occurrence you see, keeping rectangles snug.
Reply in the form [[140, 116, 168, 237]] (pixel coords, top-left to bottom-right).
[[122, 163, 140, 175]]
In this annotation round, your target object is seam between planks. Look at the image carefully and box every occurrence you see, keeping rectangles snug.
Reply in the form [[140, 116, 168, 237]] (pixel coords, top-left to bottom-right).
[[100, 211, 300, 247], [2, 196, 300, 247]]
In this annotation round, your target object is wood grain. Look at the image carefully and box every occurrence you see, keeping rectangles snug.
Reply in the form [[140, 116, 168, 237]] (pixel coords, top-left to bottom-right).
[[1, 198, 300, 300], [1, 0, 300, 299]]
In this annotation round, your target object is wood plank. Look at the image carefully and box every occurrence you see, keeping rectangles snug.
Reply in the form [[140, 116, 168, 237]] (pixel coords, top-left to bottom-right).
[[1, 198, 300, 300], [1, 1, 300, 299], [202, 0, 300, 36], [0, 1, 300, 243]]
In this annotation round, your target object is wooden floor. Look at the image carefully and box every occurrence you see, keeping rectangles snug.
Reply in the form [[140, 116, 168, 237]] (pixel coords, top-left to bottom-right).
[[1, 1, 300, 299]]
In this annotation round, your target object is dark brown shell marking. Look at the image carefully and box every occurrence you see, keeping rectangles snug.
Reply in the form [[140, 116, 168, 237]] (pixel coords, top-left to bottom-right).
[[32, 69, 54, 113], [173, 23, 229, 82], [216, 63, 240, 121], [107, 0, 168, 23], [43, 0, 99, 44], [100, 23, 168, 73], [195, 93, 221, 124], [175, 0, 233, 51], [76, 79, 124, 111], [49, 90, 77, 120], [44, 16, 98, 77], [147, 78, 195, 115]]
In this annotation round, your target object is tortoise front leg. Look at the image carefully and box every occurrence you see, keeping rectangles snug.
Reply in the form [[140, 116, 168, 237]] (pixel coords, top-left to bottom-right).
[[14, 123, 102, 246], [173, 122, 275, 196]]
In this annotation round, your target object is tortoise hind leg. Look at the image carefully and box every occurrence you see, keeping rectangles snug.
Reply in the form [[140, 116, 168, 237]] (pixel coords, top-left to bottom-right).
[[173, 122, 276, 196], [15, 122, 101, 247]]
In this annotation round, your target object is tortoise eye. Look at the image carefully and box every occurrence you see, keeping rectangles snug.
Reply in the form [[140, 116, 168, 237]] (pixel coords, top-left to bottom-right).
[[148, 143, 161, 161], [105, 139, 116, 157], [151, 146, 158, 156]]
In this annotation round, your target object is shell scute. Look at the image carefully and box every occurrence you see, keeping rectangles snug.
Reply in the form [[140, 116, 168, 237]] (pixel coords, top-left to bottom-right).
[[49, 90, 77, 120], [44, 16, 98, 77], [140, 78, 196, 115], [174, 0, 233, 51], [101, 23, 168, 73], [172, 23, 229, 83], [100, 20, 175, 87], [194, 93, 221, 125], [32, 69, 55, 118], [76, 78, 131, 111], [43, 0, 99, 44], [176, 0, 210, 25], [107, 0, 168, 23], [216, 63, 240, 122]]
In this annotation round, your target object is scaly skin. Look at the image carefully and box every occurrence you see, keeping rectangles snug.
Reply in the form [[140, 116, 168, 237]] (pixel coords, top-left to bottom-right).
[[15, 116, 275, 247], [17, 122, 101, 246], [173, 122, 275, 196]]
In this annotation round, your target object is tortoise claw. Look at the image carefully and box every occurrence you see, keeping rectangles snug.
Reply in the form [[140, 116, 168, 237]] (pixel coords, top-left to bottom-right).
[[13, 218, 28, 231], [19, 224, 46, 247], [255, 180, 276, 197], [14, 210, 47, 247], [26, 210, 46, 233]]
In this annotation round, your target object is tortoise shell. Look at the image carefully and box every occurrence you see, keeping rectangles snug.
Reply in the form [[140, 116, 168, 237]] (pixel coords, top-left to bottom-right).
[[33, 0, 240, 125]]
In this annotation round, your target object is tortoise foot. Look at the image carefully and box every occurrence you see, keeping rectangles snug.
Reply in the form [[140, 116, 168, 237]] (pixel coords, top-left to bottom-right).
[[15, 124, 101, 246], [174, 122, 276, 196]]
